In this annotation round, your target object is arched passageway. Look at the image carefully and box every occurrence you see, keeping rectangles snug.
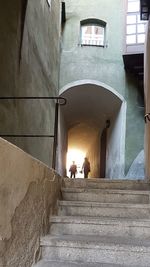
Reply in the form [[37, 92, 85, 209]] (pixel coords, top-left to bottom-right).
[[58, 80, 126, 179]]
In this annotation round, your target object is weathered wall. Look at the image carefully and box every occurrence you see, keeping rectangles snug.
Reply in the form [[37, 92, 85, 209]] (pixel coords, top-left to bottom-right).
[[144, 18, 150, 180], [0, 138, 62, 267], [59, 0, 145, 174], [0, 0, 61, 167]]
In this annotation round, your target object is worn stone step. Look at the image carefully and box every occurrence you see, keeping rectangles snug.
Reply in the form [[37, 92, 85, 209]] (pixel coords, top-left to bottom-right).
[[33, 259, 140, 267], [63, 178, 150, 190], [61, 188, 150, 204], [41, 235, 150, 266], [50, 215, 150, 239], [58, 201, 150, 219]]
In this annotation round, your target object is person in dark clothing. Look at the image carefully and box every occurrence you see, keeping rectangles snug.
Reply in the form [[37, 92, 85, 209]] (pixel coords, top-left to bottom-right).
[[82, 157, 90, 178], [69, 161, 77, 178]]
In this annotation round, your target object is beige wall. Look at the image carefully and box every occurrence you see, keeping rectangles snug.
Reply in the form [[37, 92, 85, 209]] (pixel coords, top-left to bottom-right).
[[0, 138, 62, 267]]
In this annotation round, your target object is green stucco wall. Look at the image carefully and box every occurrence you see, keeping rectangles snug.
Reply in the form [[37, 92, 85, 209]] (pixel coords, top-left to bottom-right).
[[59, 0, 144, 174]]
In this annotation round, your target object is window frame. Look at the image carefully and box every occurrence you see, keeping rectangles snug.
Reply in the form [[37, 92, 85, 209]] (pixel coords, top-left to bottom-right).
[[80, 19, 106, 48], [125, 0, 147, 53]]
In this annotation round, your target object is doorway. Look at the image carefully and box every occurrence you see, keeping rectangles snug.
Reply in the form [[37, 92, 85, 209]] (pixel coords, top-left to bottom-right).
[[58, 80, 126, 179]]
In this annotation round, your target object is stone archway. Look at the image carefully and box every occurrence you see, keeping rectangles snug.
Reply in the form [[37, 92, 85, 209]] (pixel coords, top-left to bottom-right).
[[58, 80, 126, 178]]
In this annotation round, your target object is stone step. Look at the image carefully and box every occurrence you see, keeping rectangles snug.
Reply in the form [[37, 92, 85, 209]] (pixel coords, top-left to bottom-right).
[[63, 178, 150, 190], [61, 188, 150, 204], [41, 235, 150, 266], [50, 215, 150, 239], [58, 200, 150, 219], [33, 259, 139, 267]]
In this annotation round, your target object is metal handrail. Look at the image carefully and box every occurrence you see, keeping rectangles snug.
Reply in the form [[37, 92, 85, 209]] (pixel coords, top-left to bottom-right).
[[0, 96, 66, 104], [0, 96, 67, 169]]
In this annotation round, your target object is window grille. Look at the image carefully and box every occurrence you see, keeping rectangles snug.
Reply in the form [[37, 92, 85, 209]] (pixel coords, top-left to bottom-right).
[[80, 19, 106, 47]]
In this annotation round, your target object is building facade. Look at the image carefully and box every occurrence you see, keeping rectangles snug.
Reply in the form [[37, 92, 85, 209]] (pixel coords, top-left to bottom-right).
[[0, 0, 148, 178], [0, 1, 150, 266], [59, 0, 145, 178]]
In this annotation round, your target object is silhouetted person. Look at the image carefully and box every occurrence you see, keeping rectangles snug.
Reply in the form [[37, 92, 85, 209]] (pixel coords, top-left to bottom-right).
[[82, 157, 90, 178], [69, 161, 77, 178]]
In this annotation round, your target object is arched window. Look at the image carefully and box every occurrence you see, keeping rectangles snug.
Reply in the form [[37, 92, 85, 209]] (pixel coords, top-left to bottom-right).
[[80, 19, 106, 47]]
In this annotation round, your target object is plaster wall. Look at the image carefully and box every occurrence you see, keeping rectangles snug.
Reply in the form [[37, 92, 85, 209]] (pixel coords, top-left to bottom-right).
[[106, 103, 126, 178], [0, 138, 62, 267], [60, 0, 144, 174], [57, 108, 68, 176], [125, 75, 145, 174], [60, 0, 125, 91], [0, 0, 61, 167]]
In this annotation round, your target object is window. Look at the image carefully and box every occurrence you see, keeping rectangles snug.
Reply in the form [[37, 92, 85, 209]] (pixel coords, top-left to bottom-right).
[[140, 0, 150, 20], [81, 19, 106, 47], [128, 0, 140, 12], [126, 0, 147, 46]]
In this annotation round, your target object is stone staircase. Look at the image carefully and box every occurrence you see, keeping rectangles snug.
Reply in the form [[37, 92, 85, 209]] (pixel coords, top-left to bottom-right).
[[33, 178, 150, 267]]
